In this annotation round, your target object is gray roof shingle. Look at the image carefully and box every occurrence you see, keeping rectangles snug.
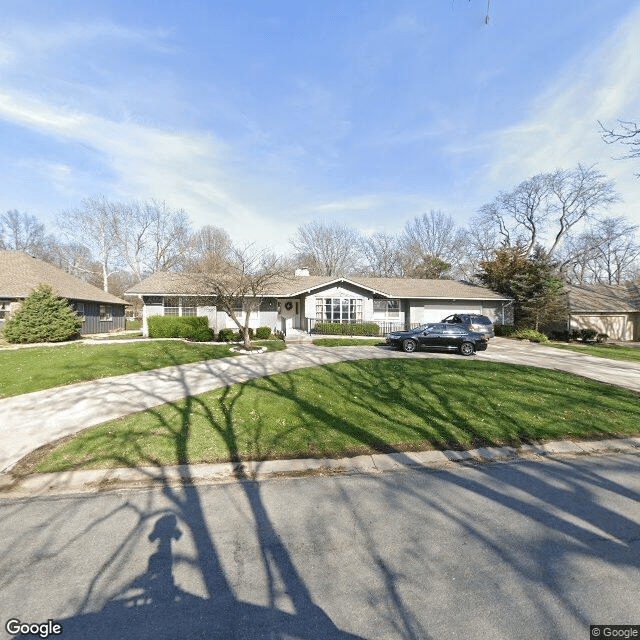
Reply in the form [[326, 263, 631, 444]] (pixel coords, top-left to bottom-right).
[[565, 283, 640, 313], [126, 271, 510, 301], [0, 251, 127, 305]]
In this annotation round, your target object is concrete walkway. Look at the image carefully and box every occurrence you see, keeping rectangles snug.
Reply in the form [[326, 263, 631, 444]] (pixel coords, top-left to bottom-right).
[[1, 338, 640, 474]]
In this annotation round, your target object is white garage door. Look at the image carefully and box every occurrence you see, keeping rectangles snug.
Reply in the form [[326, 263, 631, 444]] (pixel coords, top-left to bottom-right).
[[571, 315, 628, 341], [422, 303, 482, 324]]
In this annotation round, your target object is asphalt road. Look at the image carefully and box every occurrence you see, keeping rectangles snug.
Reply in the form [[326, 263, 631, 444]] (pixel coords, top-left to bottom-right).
[[1, 454, 639, 639]]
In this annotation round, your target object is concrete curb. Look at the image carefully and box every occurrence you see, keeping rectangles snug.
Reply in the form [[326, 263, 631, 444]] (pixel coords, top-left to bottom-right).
[[2, 437, 639, 500]]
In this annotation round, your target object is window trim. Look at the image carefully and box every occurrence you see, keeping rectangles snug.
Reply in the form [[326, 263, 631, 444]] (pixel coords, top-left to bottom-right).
[[0, 299, 10, 320], [70, 301, 86, 321], [100, 304, 113, 322], [315, 297, 362, 323], [373, 298, 400, 318]]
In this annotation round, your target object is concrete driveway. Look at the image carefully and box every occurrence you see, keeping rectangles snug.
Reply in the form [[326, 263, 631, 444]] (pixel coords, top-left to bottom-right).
[[1, 338, 639, 473]]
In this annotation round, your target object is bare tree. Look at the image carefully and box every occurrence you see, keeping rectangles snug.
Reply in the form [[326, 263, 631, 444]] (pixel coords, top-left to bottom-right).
[[56, 197, 123, 292], [359, 232, 403, 277], [560, 216, 640, 285], [189, 243, 289, 350], [113, 200, 193, 281], [458, 219, 500, 283], [57, 197, 194, 291], [290, 220, 363, 276], [189, 225, 232, 265], [477, 174, 550, 255], [0, 210, 50, 257], [141, 201, 193, 273], [547, 164, 619, 256], [398, 210, 466, 278], [45, 240, 102, 286], [599, 119, 640, 177], [477, 164, 618, 260]]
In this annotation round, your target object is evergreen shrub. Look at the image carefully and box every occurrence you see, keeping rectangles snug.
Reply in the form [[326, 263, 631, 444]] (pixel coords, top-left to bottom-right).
[[3, 285, 83, 343]]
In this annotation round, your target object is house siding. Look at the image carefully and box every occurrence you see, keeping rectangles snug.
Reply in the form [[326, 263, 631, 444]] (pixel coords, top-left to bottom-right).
[[141, 295, 279, 336], [0, 297, 125, 335], [569, 312, 638, 341], [132, 277, 513, 338], [73, 300, 126, 334]]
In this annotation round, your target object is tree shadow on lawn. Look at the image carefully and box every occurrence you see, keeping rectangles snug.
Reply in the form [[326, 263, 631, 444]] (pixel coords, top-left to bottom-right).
[[5, 354, 640, 638]]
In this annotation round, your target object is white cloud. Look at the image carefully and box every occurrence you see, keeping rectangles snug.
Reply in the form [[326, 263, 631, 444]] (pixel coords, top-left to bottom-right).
[[0, 90, 292, 244], [475, 4, 640, 216], [1, 19, 174, 59]]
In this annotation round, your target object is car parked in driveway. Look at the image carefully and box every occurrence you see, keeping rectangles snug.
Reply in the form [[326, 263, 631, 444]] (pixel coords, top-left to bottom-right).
[[386, 323, 488, 355], [441, 313, 495, 338]]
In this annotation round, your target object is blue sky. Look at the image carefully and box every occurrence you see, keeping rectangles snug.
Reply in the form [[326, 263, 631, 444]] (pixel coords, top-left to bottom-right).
[[1, 0, 640, 251]]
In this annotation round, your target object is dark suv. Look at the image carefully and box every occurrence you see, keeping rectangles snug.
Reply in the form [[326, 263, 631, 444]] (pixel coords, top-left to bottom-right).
[[386, 323, 488, 356], [441, 313, 495, 338]]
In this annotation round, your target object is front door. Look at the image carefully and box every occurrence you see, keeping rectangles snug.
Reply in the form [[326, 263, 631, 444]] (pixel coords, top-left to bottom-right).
[[280, 299, 299, 331]]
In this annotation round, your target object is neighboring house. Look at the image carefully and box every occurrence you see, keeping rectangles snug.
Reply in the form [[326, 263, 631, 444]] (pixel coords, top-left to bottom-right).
[[126, 271, 513, 337], [564, 283, 640, 341], [0, 251, 127, 334]]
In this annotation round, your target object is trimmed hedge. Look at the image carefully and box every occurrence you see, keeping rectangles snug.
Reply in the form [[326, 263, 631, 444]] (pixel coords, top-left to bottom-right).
[[217, 328, 236, 342], [255, 326, 272, 339], [147, 316, 213, 341], [314, 322, 380, 336]]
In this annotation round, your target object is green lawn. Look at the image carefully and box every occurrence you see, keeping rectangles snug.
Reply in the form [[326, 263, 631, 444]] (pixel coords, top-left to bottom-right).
[[0, 339, 285, 398], [29, 359, 640, 474], [547, 342, 640, 362], [312, 338, 386, 346]]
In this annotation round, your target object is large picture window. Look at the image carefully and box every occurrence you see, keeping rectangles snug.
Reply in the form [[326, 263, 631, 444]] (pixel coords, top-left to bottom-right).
[[315, 297, 362, 323]]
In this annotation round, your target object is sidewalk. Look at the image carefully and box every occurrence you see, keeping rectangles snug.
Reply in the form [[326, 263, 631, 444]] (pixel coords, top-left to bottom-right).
[[2, 339, 640, 475]]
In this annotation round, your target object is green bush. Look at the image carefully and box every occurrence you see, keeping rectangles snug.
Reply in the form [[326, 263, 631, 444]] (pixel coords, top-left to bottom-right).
[[314, 322, 380, 336], [217, 328, 236, 342], [147, 316, 213, 341], [579, 328, 598, 342], [234, 327, 254, 341], [255, 326, 272, 339], [511, 328, 549, 343], [494, 325, 517, 337], [596, 333, 609, 344], [3, 285, 83, 343]]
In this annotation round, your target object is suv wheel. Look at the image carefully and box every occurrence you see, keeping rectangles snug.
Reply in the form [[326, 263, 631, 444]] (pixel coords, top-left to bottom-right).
[[459, 341, 475, 356], [402, 339, 417, 353]]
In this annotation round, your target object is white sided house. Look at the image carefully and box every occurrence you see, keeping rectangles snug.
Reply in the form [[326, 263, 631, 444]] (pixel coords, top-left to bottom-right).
[[127, 272, 513, 337]]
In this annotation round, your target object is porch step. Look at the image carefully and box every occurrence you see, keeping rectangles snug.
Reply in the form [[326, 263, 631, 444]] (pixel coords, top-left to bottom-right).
[[284, 329, 313, 343]]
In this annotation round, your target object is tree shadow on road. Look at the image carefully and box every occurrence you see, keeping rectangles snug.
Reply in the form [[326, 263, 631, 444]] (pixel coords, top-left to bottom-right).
[[4, 351, 640, 639]]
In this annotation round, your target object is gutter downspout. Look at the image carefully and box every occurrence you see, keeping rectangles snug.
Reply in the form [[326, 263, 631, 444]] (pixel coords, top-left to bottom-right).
[[501, 300, 514, 325]]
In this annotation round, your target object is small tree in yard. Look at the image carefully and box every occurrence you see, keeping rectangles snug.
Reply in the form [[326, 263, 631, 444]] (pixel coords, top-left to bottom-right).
[[3, 285, 83, 343], [188, 244, 288, 350], [477, 246, 567, 331]]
